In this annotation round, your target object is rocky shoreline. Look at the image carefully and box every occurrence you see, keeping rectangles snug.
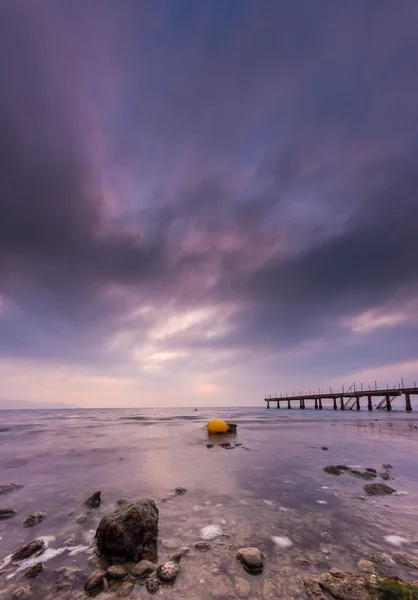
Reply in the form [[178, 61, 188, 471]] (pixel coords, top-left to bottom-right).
[[1, 464, 418, 600]]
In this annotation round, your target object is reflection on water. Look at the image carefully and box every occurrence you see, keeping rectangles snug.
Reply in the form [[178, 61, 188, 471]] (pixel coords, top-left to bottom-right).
[[1, 408, 418, 599]]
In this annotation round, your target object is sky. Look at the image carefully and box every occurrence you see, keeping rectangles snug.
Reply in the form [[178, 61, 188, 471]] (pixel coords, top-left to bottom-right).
[[1, 0, 418, 408]]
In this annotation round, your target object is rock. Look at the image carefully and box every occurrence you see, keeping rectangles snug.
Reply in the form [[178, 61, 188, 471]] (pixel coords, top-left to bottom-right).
[[0, 483, 23, 495], [323, 465, 342, 475], [117, 581, 134, 597], [365, 468, 377, 474], [157, 560, 180, 582], [206, 444, 214, 448], [236, 547, 264, 573], [304, 569, 418, 600], [131, 560, 156, 579], [85, 491, 101, 508], [75, 513, 87, 523], [383, 464, 393, 469], [22, 511, 46, 527], [24, 563, 43, 579], [235, 576, 251, 599], [95, 499, 159, 561], [11, 539, 46, 562], [117, 498, 129, 506], [220, 442, 231, 448], [393, 552, 418, 569], [55, 566, 87, 591], [357, 559, 376, 573], [174, 487, 187, 495], [88, 554, 104, 569], [0, 508, 17, 519], [321, 447, 328, 451], [169, 547, 191, 562], [146, 577, 160, 594], [84, 570, 105, 594], [363, 483, 396, 495], [380, 472, 391, 481], [348, 468, 376, 480], [106, 565, 128, 580], [12, 585, 32, 600], [368, 554, 391, 565], [194, 541, 211, 552]]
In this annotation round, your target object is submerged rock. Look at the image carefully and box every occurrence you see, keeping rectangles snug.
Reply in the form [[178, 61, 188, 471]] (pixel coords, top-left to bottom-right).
[[380, 472, 391, 481], [383, 464, 393, 469], [235, 576, 252, 599], [22, 511, 46, 527], [0, 508, 17, 519], [236, 547, 264, 573], [116, 498, 129, 506], [106, 565, 128, 580], [24, 563, 43, 579], [85, 491, 101, 509], [95, 499, 159, 561], [206, 444, 214, 448], [304, 569, 418, 600], [84, 570, 105, 594], [75, 513, 87, 524], [365, 468, 377, 474], [364, 483, 396, 495], [11, 539, 46, 562], [131, 560, 156, 579], [393, 552, 418, 570], [157, 560, 180, 582], [55, 567, 87, 591], [117, 581, 134, 597], [347, 468, 376, 480], [146, 577, 160, 594], [174, 487, 187, 495], [323, 465, 342, 475], [169, 547, 191, 562], [0, 483, 23, 495], [321, 447, 329, 451], [12, 585, 32, 600], [194, 541, 211, 552]]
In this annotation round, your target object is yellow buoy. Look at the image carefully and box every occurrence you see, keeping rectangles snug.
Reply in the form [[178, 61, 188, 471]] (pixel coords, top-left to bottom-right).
[[206, 419, 229, 434]]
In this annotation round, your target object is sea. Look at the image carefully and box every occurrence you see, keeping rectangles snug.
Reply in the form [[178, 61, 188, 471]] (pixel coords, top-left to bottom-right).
[[1, 407, 418, 599]]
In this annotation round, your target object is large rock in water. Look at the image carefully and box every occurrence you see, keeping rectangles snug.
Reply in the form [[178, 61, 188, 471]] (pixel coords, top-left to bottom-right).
[[95, 499, 158, 560]]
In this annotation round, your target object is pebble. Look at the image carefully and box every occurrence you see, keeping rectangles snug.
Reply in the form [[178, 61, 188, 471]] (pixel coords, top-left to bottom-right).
[[131, 560, 156, 579], [169, 547, 191, 562], [117, 581, 134, 597], [106, 565, 128, 580], [157, 560, 180, 582], [201, 524, 223, 540], [235, 576, 251, 599], [146, 577, 160, 594], [236, 547, 264, 573], [84, 570, 105, 593], [194, 541, 211, 552], [24, 563, 43, 579], [22, 512, 46, 528], [271, 535, 292, 548]]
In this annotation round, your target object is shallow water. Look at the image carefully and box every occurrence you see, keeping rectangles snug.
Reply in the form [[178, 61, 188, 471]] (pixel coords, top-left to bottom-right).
[[1, 407, 418, 599]]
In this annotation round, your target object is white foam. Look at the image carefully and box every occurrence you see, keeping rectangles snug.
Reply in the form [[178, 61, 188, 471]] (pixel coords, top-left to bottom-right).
[[321, 486, 330, 490], [384, 535, 409, 547], [263, 500, 274, 506], [393, 491, 410, 496], [68, 545, 90, 556], [272, 535, 292, 548], [201, 525, 223, 540], [278, 507, 290, 512], [193, 505, 205, 512], [317, 500, 328, 505], [7, 547, 67, 579]]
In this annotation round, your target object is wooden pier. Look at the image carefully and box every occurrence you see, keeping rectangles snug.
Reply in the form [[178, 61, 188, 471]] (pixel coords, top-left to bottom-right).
[[264, 385, 418, 412]]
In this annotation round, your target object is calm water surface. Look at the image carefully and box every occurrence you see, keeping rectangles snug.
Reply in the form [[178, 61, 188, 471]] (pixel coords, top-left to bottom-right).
[[1, 407, 418, 599]]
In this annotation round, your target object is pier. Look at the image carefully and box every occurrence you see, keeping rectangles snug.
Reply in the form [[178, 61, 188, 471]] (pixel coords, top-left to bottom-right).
[[264, 383, 418, 411]]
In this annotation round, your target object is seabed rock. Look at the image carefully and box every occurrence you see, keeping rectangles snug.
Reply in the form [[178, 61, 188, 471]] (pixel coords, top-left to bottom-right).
[[117, 581, 134, 597], [11, 539, 46, 562], [95, 499, 159, 561], [12, 585, 32, 600], [393, 553, 418, 570], [0, 483, 23, 495], [85, 491, 101, 509], [84, 570, 105, 594], [304, 569, 418, 600], [22, 511, 46, 527], [24, 563, 43, 579], [157, 560, 180, 583], [106, 565, 128, 580], [236, 547, 264, 573], [131, 560, 155, 579], [363, 483, 396, 496], [0, 508, 17, 519]]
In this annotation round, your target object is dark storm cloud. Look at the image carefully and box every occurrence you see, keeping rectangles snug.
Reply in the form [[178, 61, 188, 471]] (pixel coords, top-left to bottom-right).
[[1, 0, 418, 378]]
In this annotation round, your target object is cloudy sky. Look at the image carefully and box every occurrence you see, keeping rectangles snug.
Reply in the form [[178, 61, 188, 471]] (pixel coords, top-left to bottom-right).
[[1, 0, 418, 407]]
